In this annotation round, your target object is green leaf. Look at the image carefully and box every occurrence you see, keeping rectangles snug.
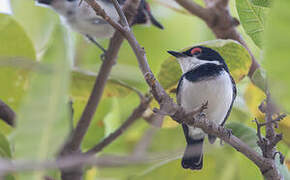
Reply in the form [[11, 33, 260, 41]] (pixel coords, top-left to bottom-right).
[[250, 0, 272, 7], [0, 132, 14, 180], [0, 13, 36, 130], [0, 132, 12, 158], [10, 0, 58, 52], [71, 70, 133, 151], [227, 123, 290, 178], [0, 13, 35, 59], [104, 98, 121, 137], [263, 0, 290, 113], [71, 70, 132, 99], [226, 122, 258, 148], [251, 68, 267, 92], [236, 0, 267, 48], [158, 39, 251, 91], [12, 24, 71, 179]]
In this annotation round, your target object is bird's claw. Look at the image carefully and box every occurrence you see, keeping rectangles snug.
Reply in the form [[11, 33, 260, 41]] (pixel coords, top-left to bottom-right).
[[225, 128, 233, 139]]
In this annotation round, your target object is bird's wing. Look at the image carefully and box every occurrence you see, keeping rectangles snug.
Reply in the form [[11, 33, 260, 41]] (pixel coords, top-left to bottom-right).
[[220, 74, 237, 126], [87, 17, 108, 25], [176, 75, 184, 105]]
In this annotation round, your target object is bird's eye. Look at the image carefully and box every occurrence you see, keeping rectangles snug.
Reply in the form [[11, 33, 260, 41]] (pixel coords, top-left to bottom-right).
[[191, 48, 202, 56]]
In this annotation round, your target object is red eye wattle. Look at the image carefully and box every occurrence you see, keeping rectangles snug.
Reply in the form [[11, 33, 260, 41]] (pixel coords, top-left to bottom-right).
[[191, 48, 202, 55]]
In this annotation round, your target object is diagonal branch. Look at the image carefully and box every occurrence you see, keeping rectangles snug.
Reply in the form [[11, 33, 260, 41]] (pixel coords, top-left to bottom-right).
[[60, 0, 141, 157], [85, 94, 151, 155], [85, 1, 283, 180], [59, 1, 141, 180], [175, 0, 213, 22], [60, 33, 124, 157]]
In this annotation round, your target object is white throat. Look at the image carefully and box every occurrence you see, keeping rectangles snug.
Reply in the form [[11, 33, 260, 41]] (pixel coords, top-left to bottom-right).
[[177, 56, 221, 73]]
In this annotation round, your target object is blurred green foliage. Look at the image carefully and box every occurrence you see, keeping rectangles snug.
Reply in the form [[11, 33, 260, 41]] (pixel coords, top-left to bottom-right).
[[250, 0, 272, 7], [0, 0, 288, 179]]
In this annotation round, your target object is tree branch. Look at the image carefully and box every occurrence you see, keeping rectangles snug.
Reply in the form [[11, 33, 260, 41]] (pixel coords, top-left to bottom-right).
[[60, 0, 141, 156], [253, 94, 286, 179], [85, 94, 151, 155], [59, 1, 141, 179], [0, 153, 168, 175], [85, 1, 283, 179], [175, 0, 213, 22]]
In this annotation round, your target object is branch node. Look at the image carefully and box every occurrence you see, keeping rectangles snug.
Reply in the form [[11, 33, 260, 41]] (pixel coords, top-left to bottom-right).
[[152, 108, 168, 116], [259, 100, 267, 113], [253, 118, 263, 142]]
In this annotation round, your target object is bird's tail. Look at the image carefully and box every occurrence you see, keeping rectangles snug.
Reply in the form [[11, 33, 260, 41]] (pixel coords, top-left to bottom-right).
[[181, 138, 204, 170]]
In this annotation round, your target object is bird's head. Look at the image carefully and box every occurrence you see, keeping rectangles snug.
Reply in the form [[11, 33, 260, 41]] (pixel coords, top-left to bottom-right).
[[132, 0, 164, 29], [37, 0, 78, 15], [168, 46, 228, 73]]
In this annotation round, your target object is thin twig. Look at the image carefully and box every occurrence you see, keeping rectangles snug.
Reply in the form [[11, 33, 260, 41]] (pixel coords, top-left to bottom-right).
[[110, 0, 130, 28], [85, 95, 151, 155], [0, 153, 171, 175], [109, 79, 144, 99], [85, 0, 124, 33]]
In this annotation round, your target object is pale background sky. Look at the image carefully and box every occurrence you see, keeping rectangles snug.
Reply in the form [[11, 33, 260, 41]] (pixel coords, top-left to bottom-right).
[[0, 0, 12, 14]]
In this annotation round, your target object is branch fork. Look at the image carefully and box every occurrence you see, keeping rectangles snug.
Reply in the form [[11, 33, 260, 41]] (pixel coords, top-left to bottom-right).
[[254, 96, 287, 166]]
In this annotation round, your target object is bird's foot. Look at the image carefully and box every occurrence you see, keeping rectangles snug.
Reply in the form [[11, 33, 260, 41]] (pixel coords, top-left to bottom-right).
[[225, 128, 233, 139]]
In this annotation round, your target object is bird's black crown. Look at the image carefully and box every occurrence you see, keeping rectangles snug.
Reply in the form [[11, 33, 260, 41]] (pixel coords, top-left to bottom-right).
[[168, 46, 229, 72], [183, 46, 225, 64]]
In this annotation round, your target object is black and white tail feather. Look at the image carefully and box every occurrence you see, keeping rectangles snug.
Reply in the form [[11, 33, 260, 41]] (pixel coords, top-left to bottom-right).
[[182, 124, 204, 170]]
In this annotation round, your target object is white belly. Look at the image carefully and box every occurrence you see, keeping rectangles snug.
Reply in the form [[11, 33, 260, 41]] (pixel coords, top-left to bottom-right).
[[179, 71, 233, 138]]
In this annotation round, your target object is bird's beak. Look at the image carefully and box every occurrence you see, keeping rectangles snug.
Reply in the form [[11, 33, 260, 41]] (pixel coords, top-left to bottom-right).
[[38, 0, 53, 5], [167, 51, 186, 58], [148, 12, 164, 29]]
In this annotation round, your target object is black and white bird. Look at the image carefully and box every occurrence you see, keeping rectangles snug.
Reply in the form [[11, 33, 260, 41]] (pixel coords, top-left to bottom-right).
[[168, 46, 236, 170], [37, 0, 163, 51]]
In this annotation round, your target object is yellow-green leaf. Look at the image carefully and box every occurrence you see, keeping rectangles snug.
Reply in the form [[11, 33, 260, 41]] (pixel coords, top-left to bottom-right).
[[11, 0, 58, 52], [12, 25, 71, 180], [0, 13, 36, 131]]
